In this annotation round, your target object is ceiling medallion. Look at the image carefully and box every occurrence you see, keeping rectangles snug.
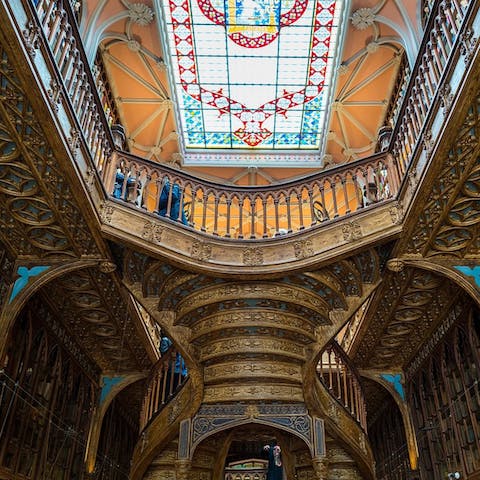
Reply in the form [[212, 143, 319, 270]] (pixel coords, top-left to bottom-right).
[[351, 7, 375, 30], [128, 3, 155, 26]]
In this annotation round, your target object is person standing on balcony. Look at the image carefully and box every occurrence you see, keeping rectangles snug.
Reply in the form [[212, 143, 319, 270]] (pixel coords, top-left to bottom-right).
[[263, 439, 283, 480]]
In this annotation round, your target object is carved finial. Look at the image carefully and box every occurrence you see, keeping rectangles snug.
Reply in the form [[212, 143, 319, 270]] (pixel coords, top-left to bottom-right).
[[99, 261, 117, 273], [386, 258, 405, 272]]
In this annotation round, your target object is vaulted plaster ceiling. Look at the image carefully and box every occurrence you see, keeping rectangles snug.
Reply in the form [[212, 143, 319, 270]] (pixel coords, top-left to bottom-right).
[[79, 0, 422, 183]]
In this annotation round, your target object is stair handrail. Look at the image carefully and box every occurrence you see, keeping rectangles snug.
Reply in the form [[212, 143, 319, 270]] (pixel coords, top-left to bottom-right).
[[139, 346, 188, 431], [316, 340, 367, 431]]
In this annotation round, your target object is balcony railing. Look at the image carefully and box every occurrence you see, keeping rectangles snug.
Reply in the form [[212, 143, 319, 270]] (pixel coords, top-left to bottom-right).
[[391, 0, 469, 176], [28, 0, 472, 240], [316, 340, 367, 431], [139, 347, 188, 431], [104, 151, 397, 239], [32, 0, 113, 173]]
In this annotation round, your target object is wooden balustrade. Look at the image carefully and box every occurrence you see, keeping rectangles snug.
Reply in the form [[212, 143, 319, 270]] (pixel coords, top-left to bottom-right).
[[225, 469, 266, 480], [390, 0, 468, 173], [140, 348, 188, 431], [317, 340, 367, 431], [106, 151, 398, 239], [32, 0, 113, 173]]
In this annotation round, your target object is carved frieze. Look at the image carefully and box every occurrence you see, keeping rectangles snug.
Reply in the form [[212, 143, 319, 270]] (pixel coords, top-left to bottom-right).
[[294, 239, 314, 259], [187, 310, 317, 336], [35, 298, 101, 380], [342, 222, 362, 242], [142, 220, 164, 244], [191, 241, 212, 261], [243, 247, 263, 265], [176, 283, 329, 318], [354, 268, 460, 368], [192, 402, 311, 446], [203, 384, 304, 403], [405, 92, 480, 257], [0, 45, 100, 257], [43, 267, 151, 372], [404, 299, 465, 380], [204, 361, 302, 383], [200, 337, 305, 361]]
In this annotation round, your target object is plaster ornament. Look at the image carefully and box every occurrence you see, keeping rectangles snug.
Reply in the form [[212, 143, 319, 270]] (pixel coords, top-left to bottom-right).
[[128, 3, 154, 26], [366, 41, 379, 54], [127, 39, 141, 52], [351, 8, 376, 30], [338, 63, 348, 76]]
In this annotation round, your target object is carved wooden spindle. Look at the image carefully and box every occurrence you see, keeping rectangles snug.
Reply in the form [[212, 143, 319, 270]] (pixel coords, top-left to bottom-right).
[[225, 197, 232, 237], [308, 188, 316, 226], [297, 190, 305, 230], [213, 195, 219, 236], [273, 198, 280, 236], [201, 190, 208, 232], [342, 179, 350, 215], [262, 197, 268, 238], [285, 194, 292, 233], [250, 196, 256, 239]]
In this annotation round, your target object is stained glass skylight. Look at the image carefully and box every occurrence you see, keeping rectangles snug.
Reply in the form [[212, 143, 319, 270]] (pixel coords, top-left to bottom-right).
[[157, 0, 346, 164]]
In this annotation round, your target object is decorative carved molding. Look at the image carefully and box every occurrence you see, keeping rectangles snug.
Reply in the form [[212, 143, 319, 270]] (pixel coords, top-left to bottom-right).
[[389, 201, 403, 225], [203, 384, 304, 403], [191, 403, 312, 450], [47, 79, 62, 112], [99, 202, 114, 224], [355, 269, 460, 369], [294, 239, 314, 259], [404, 300, 464, 380], [142, 221, 163, 244], [243, 247, 263, 265], [342, 222, 362, 242], [176, 282, 329, 318], [440, 82, 454, 117], [36, 298, 101, 380], [22, 21, 40, 58], [191, 241, 212, 261], [386, 258, 405, 272]]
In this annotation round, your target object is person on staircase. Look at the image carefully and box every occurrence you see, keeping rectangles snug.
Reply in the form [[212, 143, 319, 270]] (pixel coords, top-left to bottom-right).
[[263, 439, 283, 480]]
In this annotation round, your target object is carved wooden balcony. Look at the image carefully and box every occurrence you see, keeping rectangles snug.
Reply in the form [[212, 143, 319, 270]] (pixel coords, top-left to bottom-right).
[[102, 150, 398, 239]]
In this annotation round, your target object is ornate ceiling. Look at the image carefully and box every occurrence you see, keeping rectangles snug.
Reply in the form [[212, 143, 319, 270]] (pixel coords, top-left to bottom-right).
[[80, 0, 419, 182]]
